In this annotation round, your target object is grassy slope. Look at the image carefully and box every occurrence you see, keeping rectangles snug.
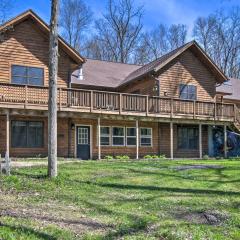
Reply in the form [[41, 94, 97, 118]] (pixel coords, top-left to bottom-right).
[[0, 159, 240, 240]]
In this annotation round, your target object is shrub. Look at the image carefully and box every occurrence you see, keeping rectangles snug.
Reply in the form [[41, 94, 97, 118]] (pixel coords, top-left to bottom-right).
[[104, 155, 114, 160], [143, 155, 152, 159], [203, 155, 210, 160], [159, 154, 166, 159], [143, 154, 166, 160], [115, 155, 130, 160]]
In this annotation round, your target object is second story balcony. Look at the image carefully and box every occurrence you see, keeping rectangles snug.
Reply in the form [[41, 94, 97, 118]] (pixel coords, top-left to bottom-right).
[[0, 83, 238, 123]]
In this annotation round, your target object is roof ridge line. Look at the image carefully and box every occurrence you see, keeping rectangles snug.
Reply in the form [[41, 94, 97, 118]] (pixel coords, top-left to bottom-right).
[[86, 58, 142, 66]]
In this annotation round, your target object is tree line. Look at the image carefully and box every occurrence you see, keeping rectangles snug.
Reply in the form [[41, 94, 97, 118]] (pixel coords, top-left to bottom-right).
[[59, 0, 240, 79], [1, 0, 240, 78]]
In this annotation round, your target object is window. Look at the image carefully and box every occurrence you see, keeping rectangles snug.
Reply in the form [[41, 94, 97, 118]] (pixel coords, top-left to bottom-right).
[[112, 127, 125, 146], [179, 84, 197, 100], [11, 65, 44, 86], [78, 127, 89, 145], [126, 127, 136, 146], [11, 121, 44, 148], [140, 128, 152, 146], [178, 126, 199, 150], [100, 127, 110, 146]]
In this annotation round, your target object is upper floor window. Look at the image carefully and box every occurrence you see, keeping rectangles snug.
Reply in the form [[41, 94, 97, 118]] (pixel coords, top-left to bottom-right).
[[11, 65, 44, 86], [179, 84, 196, 100]]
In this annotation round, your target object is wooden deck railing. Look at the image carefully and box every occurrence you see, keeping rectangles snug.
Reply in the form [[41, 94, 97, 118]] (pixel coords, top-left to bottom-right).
[[0, 83, 237, 122]]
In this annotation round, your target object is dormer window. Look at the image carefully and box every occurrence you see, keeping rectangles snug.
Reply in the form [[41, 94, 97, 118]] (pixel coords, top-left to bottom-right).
[[179, 84, 197, 100], [11, 65, 44, 86]]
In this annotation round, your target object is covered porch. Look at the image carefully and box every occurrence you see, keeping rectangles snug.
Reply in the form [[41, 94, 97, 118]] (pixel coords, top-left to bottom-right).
[[0, 109, 230, 159]]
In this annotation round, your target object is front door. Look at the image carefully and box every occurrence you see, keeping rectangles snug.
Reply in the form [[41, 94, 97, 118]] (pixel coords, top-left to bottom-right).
[[76, 126, 90, 160]]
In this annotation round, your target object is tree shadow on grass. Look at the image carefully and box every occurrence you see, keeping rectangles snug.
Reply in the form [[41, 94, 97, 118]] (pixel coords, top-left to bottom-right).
[[129, 168, 240, 185], [78, 180, 240, 196], [0, 222, 56, 240], [79, 199, 150, 239]]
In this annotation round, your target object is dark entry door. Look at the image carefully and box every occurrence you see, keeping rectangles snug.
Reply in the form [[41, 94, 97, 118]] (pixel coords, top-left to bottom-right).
[[76, 126, 90, 160]]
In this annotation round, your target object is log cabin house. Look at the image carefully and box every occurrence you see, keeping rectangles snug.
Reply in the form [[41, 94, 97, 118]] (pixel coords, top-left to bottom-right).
[[0, 10, 240, 159]]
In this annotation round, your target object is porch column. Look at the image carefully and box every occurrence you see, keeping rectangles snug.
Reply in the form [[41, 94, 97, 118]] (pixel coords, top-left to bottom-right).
[[6, 110, 10, 157], [224, 125, 227, 158], [136, 119, 139, 160], [199, 123, 202, 159], [97, 117, 101, 160], [170, 122, 173, 159]]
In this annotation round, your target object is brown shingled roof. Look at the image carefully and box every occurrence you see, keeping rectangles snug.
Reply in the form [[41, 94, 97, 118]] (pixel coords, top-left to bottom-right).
[[71, 59, 141, 88], [71, 41, 228, 88], [217, 78, 240, 101]]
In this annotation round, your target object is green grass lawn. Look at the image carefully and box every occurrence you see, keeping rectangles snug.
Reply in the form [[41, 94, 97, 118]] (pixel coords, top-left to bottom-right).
[[0, 159, 240, 240]]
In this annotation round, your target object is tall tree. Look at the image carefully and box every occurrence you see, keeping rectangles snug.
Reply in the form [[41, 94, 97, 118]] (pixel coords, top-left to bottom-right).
[[134, 24, 187, 65], [193, 7, 240, 78], [85, 0, 144, 63], [59, 0, 92, 51], [48, 0, 60, 178], [167, 24, 187, 50], [0, 0, 15, 24]]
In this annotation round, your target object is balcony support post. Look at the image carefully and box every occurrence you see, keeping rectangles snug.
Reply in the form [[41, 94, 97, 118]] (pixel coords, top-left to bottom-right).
[[224, 124, 228, 158], [6, 110, 10, 157], [199, 123, 202, 159], [97, 117, 101, 160], [136, 119, 139, 160], [146, 96, 149, 116], [170, 122, 173, 159]]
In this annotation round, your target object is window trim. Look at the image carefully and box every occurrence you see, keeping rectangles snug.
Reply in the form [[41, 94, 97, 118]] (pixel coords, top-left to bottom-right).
[[140, 127, 152, 147], [11, 120, 44, 148], [112, 126, 125, 146], [100, 126, 111, 146], [126, 127, 137, 146], [11, 64, 45, 86], [177, 125, 199, 150], [179, 84, 197, 101]]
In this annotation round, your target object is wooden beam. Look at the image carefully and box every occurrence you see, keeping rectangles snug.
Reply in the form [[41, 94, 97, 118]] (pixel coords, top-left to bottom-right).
[[224, 125, 228, 158], [136, 119, 139, 160], [6, 110, 10, 157], [98, 117, 101, 160], [199, 123, 202, 159], [170, 122, 173, 159]]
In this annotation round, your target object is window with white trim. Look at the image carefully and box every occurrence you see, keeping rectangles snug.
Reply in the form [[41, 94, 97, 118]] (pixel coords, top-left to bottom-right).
[[140, 128, 152, 146], [112, 127, 125, 146], [100, 127, 110, 146], [126, 127, 136, 146]]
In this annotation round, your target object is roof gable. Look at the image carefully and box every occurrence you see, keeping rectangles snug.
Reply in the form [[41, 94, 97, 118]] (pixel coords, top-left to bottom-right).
[[120, 41, 227, 87], [0, 9, 85, 65]]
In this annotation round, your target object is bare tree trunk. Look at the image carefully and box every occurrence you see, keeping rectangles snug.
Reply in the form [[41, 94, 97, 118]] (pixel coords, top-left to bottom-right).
[[48, 0, 59, 178]]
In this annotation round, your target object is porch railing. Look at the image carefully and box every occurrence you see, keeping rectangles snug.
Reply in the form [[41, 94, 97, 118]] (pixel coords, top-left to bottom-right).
[[0, 83, 236, 121]]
